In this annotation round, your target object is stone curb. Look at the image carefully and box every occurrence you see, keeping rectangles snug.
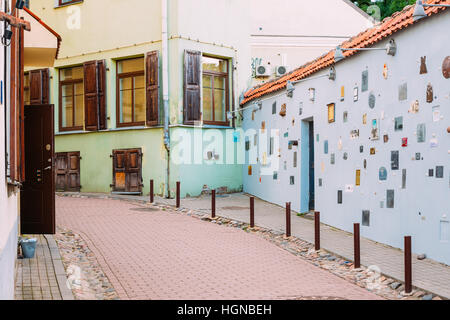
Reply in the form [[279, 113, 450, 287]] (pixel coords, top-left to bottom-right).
[[44, 234, 75, 300]]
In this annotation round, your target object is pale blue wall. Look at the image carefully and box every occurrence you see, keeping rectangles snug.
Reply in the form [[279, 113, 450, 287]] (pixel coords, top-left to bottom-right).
[[243, 12, 450, 265]]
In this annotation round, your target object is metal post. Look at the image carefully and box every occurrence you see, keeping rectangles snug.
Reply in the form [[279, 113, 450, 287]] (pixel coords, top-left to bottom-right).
[[286, 202, 291, 237], [354, 223, 360, 269], [211, 190, 216, 218], [250, 197, 255, 228], [404, 236, 412, 293], [314, 211, 320, 251], [176, 181, 180, 208], [150, 180, 154, 203]]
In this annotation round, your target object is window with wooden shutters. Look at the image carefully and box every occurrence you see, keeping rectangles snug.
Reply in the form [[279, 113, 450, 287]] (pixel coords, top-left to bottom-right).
[[146, 51, 159, 126], [55, 152, 81, 192], [84, 61, 99, 131], [116, 57, 145, 127], [59, 66, 84, 131], [97, 60, 107, 130], [111, 148, 143, 194], [202, 55, 229, 125], [29, 69, 50, 105], [184, 50, 201, 124]]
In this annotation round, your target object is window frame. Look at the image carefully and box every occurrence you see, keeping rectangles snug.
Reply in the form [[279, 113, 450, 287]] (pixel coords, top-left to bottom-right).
[[115, 58, 146, 128], [57, 0, 83, 7], [202, 54, 230, 126], [58, 66, 84, 132]]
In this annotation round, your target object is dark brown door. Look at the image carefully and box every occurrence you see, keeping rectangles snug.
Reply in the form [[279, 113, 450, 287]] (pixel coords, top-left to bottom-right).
[[21, 104, 55, 234], [111, 148, 143, 194], [55, 152, 81, 192]]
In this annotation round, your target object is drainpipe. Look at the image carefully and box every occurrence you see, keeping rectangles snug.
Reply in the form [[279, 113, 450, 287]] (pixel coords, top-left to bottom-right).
[[162, 0, 170, 198]]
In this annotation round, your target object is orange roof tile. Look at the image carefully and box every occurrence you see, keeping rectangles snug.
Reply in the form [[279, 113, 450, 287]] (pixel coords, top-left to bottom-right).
[[241, 0, 449, 106]]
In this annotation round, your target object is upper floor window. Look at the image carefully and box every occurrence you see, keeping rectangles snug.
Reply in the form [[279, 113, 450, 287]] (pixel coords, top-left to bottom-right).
[[202, 56, 228, 125], [58, 0, 83, 6], [59, 66, 84, 131], [116, 57, 145, 127]]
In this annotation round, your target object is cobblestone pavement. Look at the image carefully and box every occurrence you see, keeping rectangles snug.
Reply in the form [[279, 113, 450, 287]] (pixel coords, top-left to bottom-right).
[[56, 196, 382, 300], [55, 227, 119, 300], [15, 235, 74, 300]]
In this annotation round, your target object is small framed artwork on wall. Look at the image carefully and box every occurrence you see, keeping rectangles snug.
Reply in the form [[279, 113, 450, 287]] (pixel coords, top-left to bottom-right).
[[328, 103, 335, 123]]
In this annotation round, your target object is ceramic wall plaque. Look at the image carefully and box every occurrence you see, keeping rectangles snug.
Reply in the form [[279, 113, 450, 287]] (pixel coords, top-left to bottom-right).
[[353, 87, 359, 102], [337, 190, 343, 204], [248, 165, 252, 175], [394, 117, 403, 131], [340, 86, 345, 101], [356, 170, 361, 186], [330, 153, 335, 165], [429, 169, 434, 177], [343, 152, 348, 160], [432, 106, 440, 122], [387, 190, 395, 208], [415, 152, 421, 161], [368, 92, 376, 109], [391, 151, 399, 170], [383, 64, 388, 79], [363, 114, 367, 125], [350, 129, 360, 139], [417, 123, 426, 143], [409, 100, 419, 113], [290, 176, 295, 185], [399, 83, 407, 101], [383, 134, 389, 143], [402, 169, 407, 189], [324, 140, 329, 154], [402, 137, 408, 147], [272, 102, 277, 114], [420, 56, 428, 74], [343, 111, 348, 123], [309, 88, 315, 101], [426, 83, 433, 103], [436, 166, 444, 178], [379, 167, 387, 181], [245, 140, 250, 151], [318, 178, 322, 187], [363, 159, 367, 169], [293, 152, 297, 168], [362, 70, 369, 92], [371, 119, 379, 140], [362, 210, 370, 226], [442, 56, 450, 79], [360, 145, 364, 153], [279, 103, 287, 117], [328, 103, 335, 123], [273, 171, 278, 180], [370, 148, 376, 155]]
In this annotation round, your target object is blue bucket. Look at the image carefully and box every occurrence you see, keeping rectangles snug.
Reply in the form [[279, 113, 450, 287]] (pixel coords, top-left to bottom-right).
[[21, 238, 37, 259]]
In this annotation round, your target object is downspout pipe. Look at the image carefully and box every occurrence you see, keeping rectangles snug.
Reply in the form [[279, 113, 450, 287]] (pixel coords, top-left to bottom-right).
[[162, 0, 170, 198]]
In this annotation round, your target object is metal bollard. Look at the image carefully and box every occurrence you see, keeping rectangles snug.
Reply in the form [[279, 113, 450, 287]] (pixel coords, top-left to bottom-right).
[[211, 190, 216, 218], [286, 202, 291, 237], [315, 211, 320, 251], [150, 180, 154, 203], [354, 223, 361, 269], [404, 236, 412, 293], [250, 197, 255, 228], [176, 181, 180, 208]]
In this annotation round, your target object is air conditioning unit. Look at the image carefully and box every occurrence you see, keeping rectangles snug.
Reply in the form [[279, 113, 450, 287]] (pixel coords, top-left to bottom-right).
[[255, 64, 270, 77], [276, 65, 288, 77]]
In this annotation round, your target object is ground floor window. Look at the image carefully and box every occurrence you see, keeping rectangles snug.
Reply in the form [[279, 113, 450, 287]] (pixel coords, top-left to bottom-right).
[[55, 152, 81, 192], [111, 148, 143, 194]]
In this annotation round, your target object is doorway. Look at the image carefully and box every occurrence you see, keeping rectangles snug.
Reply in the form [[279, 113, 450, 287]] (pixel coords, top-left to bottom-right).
[[20, 104, 55, 234], [308, 121, 315, 211], [300, 118, 315, 213]]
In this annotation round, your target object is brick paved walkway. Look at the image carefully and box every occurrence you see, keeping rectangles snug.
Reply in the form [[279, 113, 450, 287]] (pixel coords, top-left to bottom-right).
[[15, 235, 74, 300], [56, 196, 380, 300], [152, 193, 450, 299]]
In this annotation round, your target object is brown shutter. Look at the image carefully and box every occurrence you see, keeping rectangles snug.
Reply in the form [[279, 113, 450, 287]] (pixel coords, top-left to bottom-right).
[[97, 60, 107, 130], [29, 69, 49, 105], [67, 152, 81, 191], [83, 60, 99, 131], [183, 50, 201, 124], [55, 152, 68, 191], [126, 149, 143, 193], [111, 150, 126, 192], [146, 51, 159, 126]]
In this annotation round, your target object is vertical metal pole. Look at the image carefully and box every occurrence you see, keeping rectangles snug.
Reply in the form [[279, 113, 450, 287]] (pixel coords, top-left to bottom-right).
[[354, 223, 361, 269], [250, 197, 255, 228], [150, 179, 154, 203], [211, 190, 216, 218], [176, 181, 180, 208], [286, 202, 291, 237], [405, 236, 412, 294], [314, 211, 320, 251]]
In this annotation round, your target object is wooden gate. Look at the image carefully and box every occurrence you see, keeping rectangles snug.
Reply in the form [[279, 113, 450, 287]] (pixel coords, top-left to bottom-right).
[[111, 148, 143, 194]]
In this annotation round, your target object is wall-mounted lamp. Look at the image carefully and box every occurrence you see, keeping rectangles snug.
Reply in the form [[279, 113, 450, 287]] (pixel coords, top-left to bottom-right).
[[286, 67, 336, 97], [413, 0, 450, 22], [334, 39, 397, 63]]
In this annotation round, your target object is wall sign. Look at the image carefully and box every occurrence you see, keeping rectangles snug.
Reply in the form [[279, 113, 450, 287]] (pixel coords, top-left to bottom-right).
[[399, 83, 407, 101], [442, 56, 450, 79]]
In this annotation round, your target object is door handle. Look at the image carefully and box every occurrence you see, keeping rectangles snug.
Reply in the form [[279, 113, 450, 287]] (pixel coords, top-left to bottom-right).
[[44, 166, 52, 171]]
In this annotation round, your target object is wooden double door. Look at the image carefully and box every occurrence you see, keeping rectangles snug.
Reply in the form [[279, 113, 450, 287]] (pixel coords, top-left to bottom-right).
[[55, 152, 81, 192], [111, 148, 143, 194]]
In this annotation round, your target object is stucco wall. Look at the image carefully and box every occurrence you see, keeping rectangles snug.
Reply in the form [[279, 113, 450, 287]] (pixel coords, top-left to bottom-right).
[[242, 12, 450, 265]]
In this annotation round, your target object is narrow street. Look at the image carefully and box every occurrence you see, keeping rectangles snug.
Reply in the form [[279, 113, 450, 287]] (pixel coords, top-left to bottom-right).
[[55, 196, 380, 300]]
